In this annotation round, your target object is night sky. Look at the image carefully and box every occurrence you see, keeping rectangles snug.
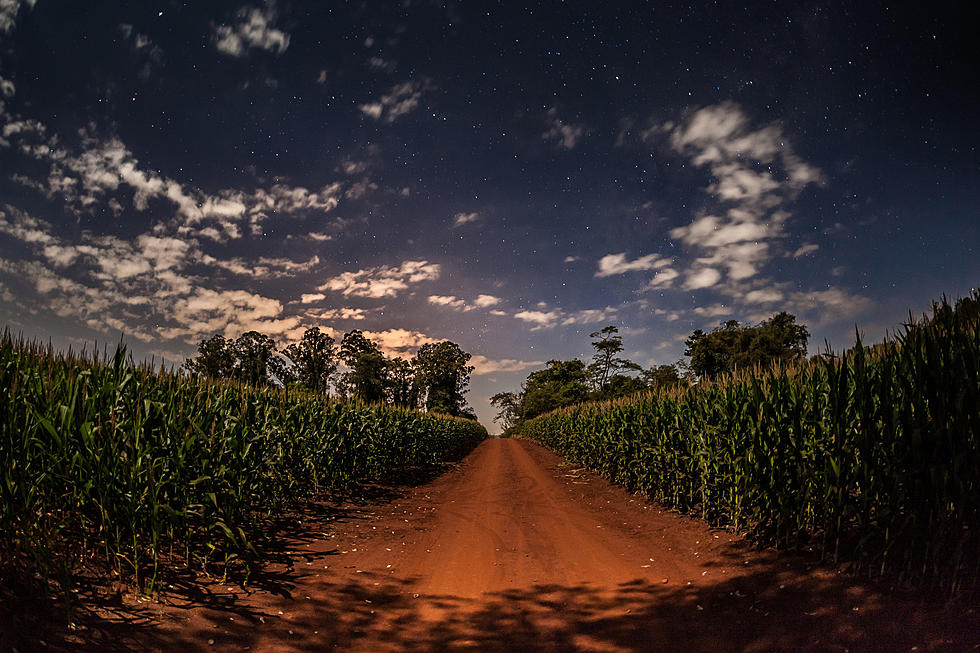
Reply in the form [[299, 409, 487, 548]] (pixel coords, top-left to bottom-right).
[[1, 1, 977, 430]]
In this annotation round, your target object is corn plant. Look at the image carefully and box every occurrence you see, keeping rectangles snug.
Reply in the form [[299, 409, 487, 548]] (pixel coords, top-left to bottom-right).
[[0, 336, 486, 594], [512, 291, 979, 591]]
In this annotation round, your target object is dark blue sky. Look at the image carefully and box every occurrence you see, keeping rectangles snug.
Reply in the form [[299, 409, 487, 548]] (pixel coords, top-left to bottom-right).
[[1, 1, 977, 429]]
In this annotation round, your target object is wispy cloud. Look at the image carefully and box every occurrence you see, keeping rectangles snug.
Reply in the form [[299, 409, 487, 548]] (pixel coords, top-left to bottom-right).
[[3, 122, 343, 240], [595, 252, 669, 278], [0, 75, 14, 97], [474, 294, 501, 307], [470, 355, 544, 375], [428, 295, 467, 310], [682, 267, 722, 290], [792, 243, 820, 258], [359, 81, 424, 123], [428, 293, 502, 312], [513, 309, 562, 330], [319, 260, 441, 298], [453, 211, 480, 227], [362, 328, 438, 358], [510, 304, 619, 330], [651, 102, 824, 290], [309, 307, 368, 321], [561, 307, 618, 326], [213, 5, 290, 58], [643, 268, 680, 290], [543, 107, 585, 150], [0, 0, 33, 35]]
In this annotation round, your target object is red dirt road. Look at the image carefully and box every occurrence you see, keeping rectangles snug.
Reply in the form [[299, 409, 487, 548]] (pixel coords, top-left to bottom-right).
[[7, 438, 977, 651]]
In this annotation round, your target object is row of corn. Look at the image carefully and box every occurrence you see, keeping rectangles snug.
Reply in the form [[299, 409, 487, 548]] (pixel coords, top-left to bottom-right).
[[0, 335, 486, 593], [512, 294, 978, 591]]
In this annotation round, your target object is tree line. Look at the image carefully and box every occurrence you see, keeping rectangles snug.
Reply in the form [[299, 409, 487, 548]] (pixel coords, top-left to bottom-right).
[[491, 311, 809, 429], [183, 328, 477, 419]]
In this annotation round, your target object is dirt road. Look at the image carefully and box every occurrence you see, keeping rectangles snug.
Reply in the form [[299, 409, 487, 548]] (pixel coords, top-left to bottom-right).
[[8, 438, 977, 651]]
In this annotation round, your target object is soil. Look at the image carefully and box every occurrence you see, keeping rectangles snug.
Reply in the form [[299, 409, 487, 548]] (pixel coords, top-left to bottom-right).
[[2, 438, 977, 652]]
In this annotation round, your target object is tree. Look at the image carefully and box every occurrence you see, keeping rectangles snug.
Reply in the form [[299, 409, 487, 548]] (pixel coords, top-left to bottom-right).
[[184, 331, 279, 386], [183, 334, 235, 379], [684, 312, 810, 379], [489, 391, 523, 430], [338, 330, 387, 404], [602, 373, 648, 399], [267, 353, 297, 387], [522, 359, 590, 420], [282, 327, 337, 394], [587, 325, 641, 393], [231, 331, 277, 386], [641, 363, 682, 390], [412, 341, 474, 416], [385, 357, 416, 408]]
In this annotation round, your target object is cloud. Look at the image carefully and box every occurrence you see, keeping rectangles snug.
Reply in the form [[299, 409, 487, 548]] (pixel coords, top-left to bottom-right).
[[0, 0, 33, 35], [362, 328, 438, 357], [470, 355, 544, 376], [474, 294, 501, 307], [543, 107, 585, 150], [561, 307, 618, 326], [453, 211, 479, 227], [359, 81, 424, 123], [428, 293, 502, 312], [300, 293, 326, 304], [654, 102, 824, 290], [683, 267, 722, 290], [788, 287, 873, 326], [692, 303, 731, 318], [792, 243, 820, 258], [368, 56, 395, 72], [595, 252, 669, 277], [743, 288, 784, 304], [310, 307, 367, 321], [669, 214, 769, 249], [319, 260, 440, 298], [213, 5, 290, 57], [198, 254, 320, 278], [564, 255, 580, 263], [4, 122, 344, 240], [513, 310, 561, 330], [161, 287, 307, 342], [0, 75, 14, 98], [644, 268, 679, 290], [250, 183, 342, 216], [428, 294, 466, 310]]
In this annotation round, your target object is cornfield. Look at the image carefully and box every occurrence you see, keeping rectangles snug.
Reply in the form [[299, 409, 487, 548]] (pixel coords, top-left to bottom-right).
[[0, 335, 486, 594], [512, 293, 979, 591]]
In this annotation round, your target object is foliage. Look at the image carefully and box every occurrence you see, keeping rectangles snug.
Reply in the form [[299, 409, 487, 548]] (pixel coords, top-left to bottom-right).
[[522, 359, 590, 420], [489, 391, 523, 430], [512, 291, 980, 591], [184, 331, 284, 387], [338, 330, 388, 404], [587, 326, 640, 392], [412, 341, 475, 417], [641, 363, 682, 390], [0, 335, 487, 595], [684, 311, 809, 379], [385, 357, 416, 408], [281, 326, 337, 394], [183, 334, 236, 380], [598, 373, 648, 399]]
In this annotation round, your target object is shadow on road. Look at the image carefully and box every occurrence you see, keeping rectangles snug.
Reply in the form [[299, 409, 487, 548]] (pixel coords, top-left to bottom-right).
[[9, 554, 975, 652]]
